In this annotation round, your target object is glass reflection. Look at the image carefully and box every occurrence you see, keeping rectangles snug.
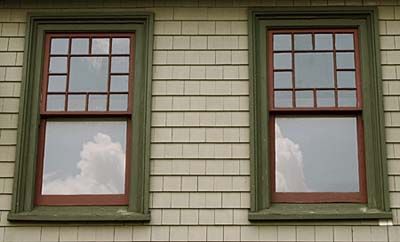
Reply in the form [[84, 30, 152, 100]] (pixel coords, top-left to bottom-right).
[[48, 75, 66, 92], [274, 53, 292, 70], [275, 91, 292, 108], [89, 95, 107, 111], [273, 34, 291, 51], [337, 71, 356, 88], [67, 95, 86, 111], [112, 38, 130, 54], [51, 39, 69, 54], [317, 90, 335, 107], [110, 94, 128, 111], [42, 121, 126, 195], [295, 53, 334, 88], [92, 38, 110, 54], [110, 76, 129, 92], [336, 34, 354, 50], [274, 72, 292, 89], [336, 52, 355, 69], [111, 57, 129, 73], [295, 91, 313, 107], [47, 95, 65, 111], [338, 90, 357, 107], [69, 57, 109, 92], [49, 57, 67, 73], [294, 34, 312, 50], [71, 38, 89, 54], [275, 117, 359, 192], [315, 34, 333, 50]]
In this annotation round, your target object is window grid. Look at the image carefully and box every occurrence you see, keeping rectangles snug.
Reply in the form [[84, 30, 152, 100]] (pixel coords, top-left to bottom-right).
[[268, 29, 367, 203]]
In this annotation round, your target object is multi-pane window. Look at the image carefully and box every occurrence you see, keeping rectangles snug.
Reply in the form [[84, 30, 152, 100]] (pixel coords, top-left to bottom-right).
[[36, 33, 134, 205], [269, 29, 366, 203]]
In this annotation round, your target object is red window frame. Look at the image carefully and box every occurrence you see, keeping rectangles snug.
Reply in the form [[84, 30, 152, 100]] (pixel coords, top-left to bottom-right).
[[268, 29, 367, 203], [35, 32, 135, 206]]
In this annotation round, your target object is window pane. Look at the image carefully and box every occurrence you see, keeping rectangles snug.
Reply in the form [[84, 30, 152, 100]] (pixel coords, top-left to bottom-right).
[[88, 95, 107, 111], [336, 52, 355, 69], [112, 38, 130, 54], [337, 71, 356, 88], [46, 95, 65, 111], [295, 53, 334, 88], [51, 38, 69, 54], [294, 34, 312, 50], [338, 90, 357, 107], [273, 34, 291, 51], [42, 121, 127, 195], [49, 57, 67, 73], [110, 75, 129, 92], [317, 90, 335, 107], [67, 94, 86, 111], [275, 117, 359, 192], [274, 72, 292, 89], [71, 38, 89, 54], [110, 94, 128, 111], [111, 57, 129, 73], [48, 75, 67, 92], [274, 53, 292, 70], [315, 34, 333, 50], [69, 57, 109, 92], [336, 34, 354, 50], [92, 38, 110, 54], [295, 91, 313, 107], [275, 91, 292, 108]]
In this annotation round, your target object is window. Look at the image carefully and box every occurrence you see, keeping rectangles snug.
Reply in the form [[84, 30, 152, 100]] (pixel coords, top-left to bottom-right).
[[36, 33, 133, 206], [249, 8, 391, 220], [270, 29, 366, 203], [9, 12, 153, 221]]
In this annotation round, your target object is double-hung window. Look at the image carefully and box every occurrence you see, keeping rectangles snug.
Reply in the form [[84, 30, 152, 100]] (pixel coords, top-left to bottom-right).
[[9, 12, 153, 221], [249, 8, 391, 220]]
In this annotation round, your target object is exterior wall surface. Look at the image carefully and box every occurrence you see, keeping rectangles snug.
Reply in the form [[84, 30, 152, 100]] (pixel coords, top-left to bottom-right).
[[0, 0, 400, 241]]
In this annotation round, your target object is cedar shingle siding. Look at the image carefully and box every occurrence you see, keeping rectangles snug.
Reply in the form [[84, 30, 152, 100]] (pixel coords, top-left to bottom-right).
[[1, 1, 400, 241]]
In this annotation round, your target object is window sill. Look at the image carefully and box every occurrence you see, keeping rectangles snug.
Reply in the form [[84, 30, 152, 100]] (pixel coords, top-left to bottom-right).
[[8, 206, 150, 222], [248, 204, 392, 221]]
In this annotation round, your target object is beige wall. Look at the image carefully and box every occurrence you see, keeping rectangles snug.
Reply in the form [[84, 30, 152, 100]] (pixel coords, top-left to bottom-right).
[[0, 0, 400, 241]]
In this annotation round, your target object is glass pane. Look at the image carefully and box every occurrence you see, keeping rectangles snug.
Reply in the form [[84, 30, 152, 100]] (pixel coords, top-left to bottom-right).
[[273, 34, 291, 51], [48, 75, 67, 92], [92, 38, 110, 54], [51, 38, 69, 54], [275, 117, 359, 192], [46, 95, 65, 111], [337, 71, 356, 88], [338, 90, 357, 107], [317, 90, 335, 107], [109, 94, 128, 111], [275, 91, 292, 108], [49, 57, 67, 73], [274, 72, 292, 89], [315, 34, 333, 50], [112, 38, 130, 54], [111, 57, 129, 73], [67, 95, 86, 111], [295, 53, 334, 88], [69, 57, 109, 92], [42, 121, 127, 195], [336, 34, 354, 50], [274, 53, 292, 70], [88, 95, 107, 111], [294, 34, 312, 50], [295, 91, 313, 107], [71, 38, 89, 54], [110, 75, 129, 92], [336, 52, 355, 69]]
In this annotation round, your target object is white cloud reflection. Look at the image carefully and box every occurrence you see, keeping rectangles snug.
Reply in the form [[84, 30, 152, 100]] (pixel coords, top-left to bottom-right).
[[43, 133, 125, 195], [275, 124, 310, 192]]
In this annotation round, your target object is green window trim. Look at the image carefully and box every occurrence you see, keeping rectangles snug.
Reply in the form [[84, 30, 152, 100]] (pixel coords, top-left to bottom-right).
[[8, 11, 154, 222], [248, 7, 392, 220]]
